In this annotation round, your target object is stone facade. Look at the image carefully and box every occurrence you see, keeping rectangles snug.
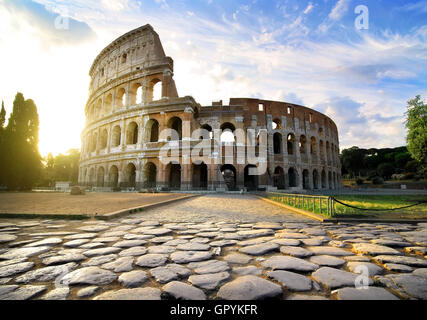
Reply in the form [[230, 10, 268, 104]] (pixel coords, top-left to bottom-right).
[[78, 25, 342, 191]]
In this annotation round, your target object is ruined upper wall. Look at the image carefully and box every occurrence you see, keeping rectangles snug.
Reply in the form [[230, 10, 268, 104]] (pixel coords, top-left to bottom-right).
[[88, 24, 174, 96], [199, 98, 339, 144]]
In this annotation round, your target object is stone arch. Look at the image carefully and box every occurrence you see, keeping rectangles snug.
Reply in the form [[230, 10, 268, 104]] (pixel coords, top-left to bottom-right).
[[272, 118, 282, 130], [100, 129, 108, 149], [192, 162, 208, 190], [130, 83, 143, 105], [104, 93, 112, 114], [166, 162, 181, 190], [109, 165, 119, 189], [299, 135, 307, 154], [116, 88, 126, 109], [151, 79, 163, 101], [220, 122, 236, 144], [244, 165, 259, 191], [200, 124, 213, 140], [144, 162, 157, 188], [97, 167, 105, 187], [328, 171, 333, 190], [310, 137, 317, 155], [125, 163, 137, 188], [112, 126, 121, 147], [273, 133, 282, 154], [126, 122, 139, 145], [302, 169, 310, 190], [287, 133, 295, 155], [326, 141, 331, 164], [321, 170, 327, 189], [221, 164, 236, 191], [274, 167, 285, 190], [168, 117, 182, 141], [288, 167, 298, 188], [313, 169, 319, 190], [146, 119, 159, 142]]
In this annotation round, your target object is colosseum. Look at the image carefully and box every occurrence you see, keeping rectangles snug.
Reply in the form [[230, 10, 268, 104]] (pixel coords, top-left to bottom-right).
[[78, 25, 342, 192]]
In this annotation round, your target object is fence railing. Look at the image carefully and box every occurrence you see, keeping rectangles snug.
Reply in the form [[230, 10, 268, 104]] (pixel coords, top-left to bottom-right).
[[264, 192, 336, 217]]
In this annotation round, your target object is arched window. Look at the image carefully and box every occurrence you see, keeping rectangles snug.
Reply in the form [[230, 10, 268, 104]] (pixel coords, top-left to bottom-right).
[[126, 122, 138, 145], [112, 126, 121, 147], [273, 133, 282, 154], [220, 123, 236, 144], [109, 166, 119, 189], [287, 134, 295, 155], [272, 119, 282, 130], [299, 135, 307, 154], [126, 163, 136, 189], [200, 124, 213, 140], [152, 80, 162, 101], [116, 88, 126, 109], [97, 167, 105, 187], [288, 168, 298, 187], [310, 137, 317, 155], [121, 53, 127, 64], [147, 119, 159, 142], [144, 162, 157, 188], [168, 117, 182, 141], [302, 169, 310, 190]]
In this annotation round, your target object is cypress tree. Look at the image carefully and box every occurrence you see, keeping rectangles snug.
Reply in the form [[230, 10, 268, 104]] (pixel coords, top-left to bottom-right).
[[3, 93, 42, 190]]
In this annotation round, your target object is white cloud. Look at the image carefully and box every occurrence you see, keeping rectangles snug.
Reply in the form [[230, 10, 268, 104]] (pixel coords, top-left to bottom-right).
[[303, 2, 314, 15], [329, 0, 350, 20]]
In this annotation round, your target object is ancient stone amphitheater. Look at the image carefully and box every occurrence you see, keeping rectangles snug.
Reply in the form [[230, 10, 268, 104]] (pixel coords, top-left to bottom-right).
[[78, 25, 342, 192]]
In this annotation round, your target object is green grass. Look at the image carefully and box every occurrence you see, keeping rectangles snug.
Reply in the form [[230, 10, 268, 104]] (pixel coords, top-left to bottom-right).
[[265, 194, 427, 219], [331, 195, 427, 219]]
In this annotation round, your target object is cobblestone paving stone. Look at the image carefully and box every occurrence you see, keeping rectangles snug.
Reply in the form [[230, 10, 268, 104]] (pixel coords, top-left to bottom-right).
[[0, 194, 426, 300]]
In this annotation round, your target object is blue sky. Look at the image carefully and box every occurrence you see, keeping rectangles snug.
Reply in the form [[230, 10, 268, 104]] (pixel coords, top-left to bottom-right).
[[0, 0, 426, 156]]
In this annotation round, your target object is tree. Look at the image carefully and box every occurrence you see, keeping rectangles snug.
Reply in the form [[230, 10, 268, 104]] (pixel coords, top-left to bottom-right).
[[0, 101, 6, 186], [0, 101, 5, 132], [2, 93, 42, 190], [341, 147, 366, 177], [38, 149, 81, 187], [405, 95, 427, 171], [377, 163, 395, 179]]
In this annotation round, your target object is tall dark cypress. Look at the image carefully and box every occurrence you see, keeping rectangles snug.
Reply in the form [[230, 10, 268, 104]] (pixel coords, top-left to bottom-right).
[[3, 93, 42, 190]]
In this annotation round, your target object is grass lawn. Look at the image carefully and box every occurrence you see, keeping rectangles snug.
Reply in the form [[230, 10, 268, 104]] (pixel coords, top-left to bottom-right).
[[265, 193, 427, 219], [331, 195, 427, 219]]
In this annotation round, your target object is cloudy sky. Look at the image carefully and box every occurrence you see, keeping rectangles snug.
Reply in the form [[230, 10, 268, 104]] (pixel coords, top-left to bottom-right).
[[0, 0, 426, 156]]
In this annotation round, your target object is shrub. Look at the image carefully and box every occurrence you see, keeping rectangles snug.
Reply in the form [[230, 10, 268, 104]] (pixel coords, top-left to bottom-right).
[[356, 178, 364, 185], [372, 177, 384, 185], [377, 163, 395, 179]]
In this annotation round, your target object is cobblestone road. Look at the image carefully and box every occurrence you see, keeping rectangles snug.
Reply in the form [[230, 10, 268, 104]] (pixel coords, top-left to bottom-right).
[[0, 194, 426, 300]]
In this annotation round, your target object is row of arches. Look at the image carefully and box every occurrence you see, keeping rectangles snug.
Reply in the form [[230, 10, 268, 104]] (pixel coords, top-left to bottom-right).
[[87, 80, 163, 121], [85, 117, 184, 154], [272, 167, 340, 190], [82, 162, 341, 191], [273, 133, 339, 165]]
